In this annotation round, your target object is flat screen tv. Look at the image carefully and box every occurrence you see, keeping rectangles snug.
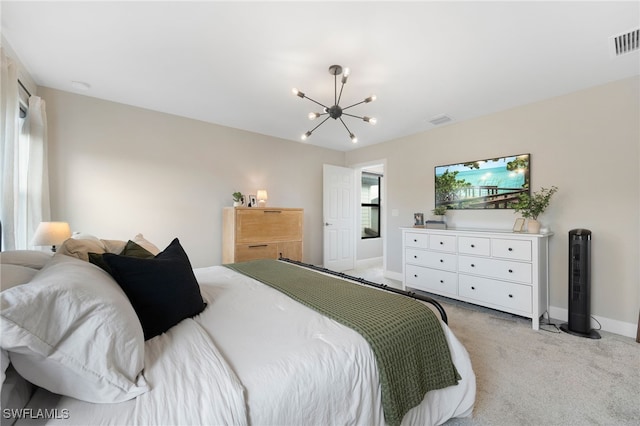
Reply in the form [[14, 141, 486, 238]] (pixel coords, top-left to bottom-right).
[[435, 153, 530, 210]]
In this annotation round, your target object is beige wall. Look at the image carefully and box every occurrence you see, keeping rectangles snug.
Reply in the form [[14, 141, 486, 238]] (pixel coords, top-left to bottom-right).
[[41, 77, 639, 333], [41, 87, 344, 268], [346, 77, 640, 328]]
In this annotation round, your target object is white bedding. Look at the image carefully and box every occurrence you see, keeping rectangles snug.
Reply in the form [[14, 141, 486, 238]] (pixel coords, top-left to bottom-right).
[[16, 265, 475, 426]]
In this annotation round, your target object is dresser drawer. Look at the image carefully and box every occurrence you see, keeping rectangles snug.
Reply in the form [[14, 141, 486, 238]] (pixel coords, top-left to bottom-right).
[[428, 234, 457, 252], [458, 255, 532, 284], [404, 232, 429, 249], [406, 248, 457, 272], [459, 274, 532, 314], [458, 236, 491, 256], [405, 264, 457, 297], [491, 238, 532, 261], [236, 209, 303, 243], [235, 243, 278, 262]]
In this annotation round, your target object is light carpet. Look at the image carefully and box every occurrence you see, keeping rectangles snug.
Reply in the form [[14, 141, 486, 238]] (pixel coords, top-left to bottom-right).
[[343, 263, 639, 425]]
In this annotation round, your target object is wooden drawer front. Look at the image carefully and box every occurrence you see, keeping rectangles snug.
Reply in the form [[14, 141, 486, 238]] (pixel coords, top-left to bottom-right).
[[406, 249, 457, 272], [458, 236, 491, 256], [277, 241, 302, 262], [458, 255, 532, 284], [236, 209, 302, 243], [235, 243, 278, 262], [428, 234, 457, 252], [405, 264, 457, 297], [491, 238, 532, 261], [459, 274, 532, 314], [405, 232, 429, 249]]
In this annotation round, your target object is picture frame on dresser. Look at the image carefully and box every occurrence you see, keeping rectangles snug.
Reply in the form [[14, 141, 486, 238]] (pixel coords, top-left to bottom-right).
[[512, 218, 525, 232], [246, 194, 257, 207]]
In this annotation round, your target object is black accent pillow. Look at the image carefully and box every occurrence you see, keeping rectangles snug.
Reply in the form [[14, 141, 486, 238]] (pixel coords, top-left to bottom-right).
[[103, 238, 206, 340], [89, 240, 155, 274]]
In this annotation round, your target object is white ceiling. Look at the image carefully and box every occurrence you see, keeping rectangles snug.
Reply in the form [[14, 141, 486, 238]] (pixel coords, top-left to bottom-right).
[[2, 1, 639, 152]]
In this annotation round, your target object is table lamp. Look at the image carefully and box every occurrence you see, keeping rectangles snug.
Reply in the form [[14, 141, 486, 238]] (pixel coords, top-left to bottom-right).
[[31, 221, 71, 252]]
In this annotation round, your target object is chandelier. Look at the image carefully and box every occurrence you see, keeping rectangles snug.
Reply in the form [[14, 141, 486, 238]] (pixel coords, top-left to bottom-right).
[[292, 65, 377, 144]]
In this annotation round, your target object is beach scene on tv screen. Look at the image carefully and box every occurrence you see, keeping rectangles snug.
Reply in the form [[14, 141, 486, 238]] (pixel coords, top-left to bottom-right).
[[435, 154, 529, 209]]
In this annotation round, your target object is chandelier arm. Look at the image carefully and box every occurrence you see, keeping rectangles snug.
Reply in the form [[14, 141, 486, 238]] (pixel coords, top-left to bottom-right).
[[308, 116, 331, 134], [342, 112, 365, 120], [337, 80, 346, 106], [339, 117, 353, 135], [303, 95, 330, 110], [341, 99, 367, 111]]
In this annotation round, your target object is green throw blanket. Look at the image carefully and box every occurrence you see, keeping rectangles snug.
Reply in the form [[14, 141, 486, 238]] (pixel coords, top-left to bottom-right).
[[226, 259, 460, 426]]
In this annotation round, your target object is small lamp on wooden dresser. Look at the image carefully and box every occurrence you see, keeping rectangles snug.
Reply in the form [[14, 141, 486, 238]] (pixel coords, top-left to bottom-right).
[[222, 207, 303, 264]]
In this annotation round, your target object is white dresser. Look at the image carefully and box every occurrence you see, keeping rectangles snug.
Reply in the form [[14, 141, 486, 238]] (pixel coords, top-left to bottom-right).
[[401, 227, 551, 330]]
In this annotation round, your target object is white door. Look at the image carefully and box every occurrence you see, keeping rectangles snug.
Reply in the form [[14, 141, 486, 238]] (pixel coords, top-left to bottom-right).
[[323, 164, 356, 271]]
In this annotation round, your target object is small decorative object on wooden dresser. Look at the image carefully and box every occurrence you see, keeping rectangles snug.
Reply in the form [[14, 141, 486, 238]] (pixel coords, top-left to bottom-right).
[[222, 207, 303, 263], [402, 227, 552, 330]]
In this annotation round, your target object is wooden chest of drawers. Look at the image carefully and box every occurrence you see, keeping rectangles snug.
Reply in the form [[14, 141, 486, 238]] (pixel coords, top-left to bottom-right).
[[222, 207, 303, 263], [402, 227, 551, 330]]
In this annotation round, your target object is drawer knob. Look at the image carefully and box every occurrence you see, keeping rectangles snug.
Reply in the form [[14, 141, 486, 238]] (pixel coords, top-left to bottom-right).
[[414, 255, 418, 259], [508, 294, 513, 298], [471, 244, 475, 248], [414, 274, 418, 278], [440, 280, 444, 283], [508, 269, 513, 273], [471, 286, 476, 290], [413, 239, 417, 242], [439, 259, 444, 263], [439, 241, 444, 245], [471, 263, 475, 267], [508, 247, 513, 251]]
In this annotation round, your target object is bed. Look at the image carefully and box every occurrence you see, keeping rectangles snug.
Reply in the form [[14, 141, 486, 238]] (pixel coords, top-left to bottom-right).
[[1, 235, 475, 426]]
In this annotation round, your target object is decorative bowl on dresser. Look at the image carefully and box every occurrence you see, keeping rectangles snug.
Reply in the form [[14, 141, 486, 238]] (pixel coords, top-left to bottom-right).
[[222, 207, 303, 264], [401, 227, 552, 330]]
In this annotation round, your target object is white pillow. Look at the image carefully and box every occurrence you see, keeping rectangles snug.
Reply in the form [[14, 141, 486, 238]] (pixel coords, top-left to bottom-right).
[[0, 250, 52, 269], [1, 264, 38, 291], [0, 254, 149, 403]]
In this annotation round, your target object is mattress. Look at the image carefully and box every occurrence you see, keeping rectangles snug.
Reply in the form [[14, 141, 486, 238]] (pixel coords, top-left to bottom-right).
[[14, 265, 475, 426]]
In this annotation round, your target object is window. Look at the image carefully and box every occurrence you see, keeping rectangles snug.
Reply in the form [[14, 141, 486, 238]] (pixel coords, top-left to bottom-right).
[[361, 172, 381, 239]]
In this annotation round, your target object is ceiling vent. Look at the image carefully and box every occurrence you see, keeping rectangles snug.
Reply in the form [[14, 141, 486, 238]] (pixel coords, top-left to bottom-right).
[[429, 114, 453, 126], [611, 28, 639, 56]]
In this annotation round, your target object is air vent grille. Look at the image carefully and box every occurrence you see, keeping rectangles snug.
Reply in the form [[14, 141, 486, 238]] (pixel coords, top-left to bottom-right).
[[611, 29, 639, 56], [429, 114, 452, 126]]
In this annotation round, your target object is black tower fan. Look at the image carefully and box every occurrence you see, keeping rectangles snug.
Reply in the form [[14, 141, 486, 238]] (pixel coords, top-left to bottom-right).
[[560, 229, 600, 339]]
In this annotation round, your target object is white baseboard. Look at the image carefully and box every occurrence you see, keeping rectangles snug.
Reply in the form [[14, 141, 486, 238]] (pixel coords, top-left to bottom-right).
[[549, 306, 637, 339], [385, 270, 403, 282]]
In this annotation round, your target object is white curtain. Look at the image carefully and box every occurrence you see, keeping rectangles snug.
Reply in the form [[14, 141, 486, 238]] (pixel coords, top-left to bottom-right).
[[1, 48, 20, 250], [0, 48, 50, 250], [21, 96, 51, 248]]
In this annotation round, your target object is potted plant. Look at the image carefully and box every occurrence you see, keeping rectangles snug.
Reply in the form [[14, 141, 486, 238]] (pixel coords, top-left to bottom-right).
[[232, 191, 244, 207], [513, 186, 558, 233], [432, 205, 447, 221]]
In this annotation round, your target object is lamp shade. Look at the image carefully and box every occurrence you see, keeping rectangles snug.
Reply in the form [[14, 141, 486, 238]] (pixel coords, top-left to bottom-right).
[[31, 222, 71, 251], [257, 190, 268, 201]]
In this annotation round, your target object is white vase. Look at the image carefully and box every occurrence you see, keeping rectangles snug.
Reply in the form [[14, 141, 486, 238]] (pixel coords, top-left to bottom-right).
[[527, 219, 541, 234], [233, 201, 242, 207]]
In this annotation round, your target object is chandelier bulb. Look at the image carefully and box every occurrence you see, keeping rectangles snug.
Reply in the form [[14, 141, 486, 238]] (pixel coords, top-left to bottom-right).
[[341, 67, 350, 84], [350, 133, 358, 143], [301, 131, 312, 141], [308, 112, 320, 120], [292, 88, 305, 98], [364, 116, 377, 125], [364, 95, 377, 103]]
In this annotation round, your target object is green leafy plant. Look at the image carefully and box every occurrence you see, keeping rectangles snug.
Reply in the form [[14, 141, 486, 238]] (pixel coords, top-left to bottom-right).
[[232, 192, 244, 202], [513, 186, 558, 220], [432, 205, 448, 216]]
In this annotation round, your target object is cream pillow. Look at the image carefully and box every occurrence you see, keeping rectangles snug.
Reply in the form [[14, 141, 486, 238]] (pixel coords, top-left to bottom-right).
[[0, 255, 148, 403], [56, 238, 106, 261], [0, 250, 52, 269], [132, 233, 161, 255]]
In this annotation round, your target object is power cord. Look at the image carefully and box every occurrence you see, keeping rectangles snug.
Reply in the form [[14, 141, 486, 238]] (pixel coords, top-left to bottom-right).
[[539, 311, 561, 333]]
